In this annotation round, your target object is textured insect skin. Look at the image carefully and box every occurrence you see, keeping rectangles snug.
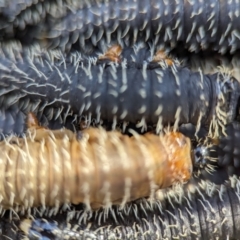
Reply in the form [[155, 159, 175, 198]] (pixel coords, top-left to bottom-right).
[[0, 46, 238, 137], [216, 122, 240, 170], [0, 44, 239, 139], [1, 2, 240, 240], [0, 94, 81, 140], [196, 121, 240, 177], [0, 113, 192, 211], [0, 0, 69, 42], [178, 122, 240, 182], [1, 177, 240, 239], [1, 0, 240, 54], [0, 106, 235, 185]]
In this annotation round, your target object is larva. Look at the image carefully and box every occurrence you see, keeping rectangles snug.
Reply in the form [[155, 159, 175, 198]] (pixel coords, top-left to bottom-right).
[[196, 121, 240, 175], [0, 43, 176, 137], [2, 176, 240, 240], [0, 112, 192, 211], [0, 0, 69, 44], [0, 45, 238, 136], [1, 0, 240, 54], [0, 101, 82, 140]]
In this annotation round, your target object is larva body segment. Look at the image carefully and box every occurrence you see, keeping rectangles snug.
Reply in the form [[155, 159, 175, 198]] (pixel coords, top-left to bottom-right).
[[2, 0, 240, 54], [0, 101, 80, 140], [216, 122, 240, 169], [0, 107, 26, 138], [3, 177, 240, 240], [0, 46, 238, 134], [0, 0, 71, 44], [0, 124, 192, 210]]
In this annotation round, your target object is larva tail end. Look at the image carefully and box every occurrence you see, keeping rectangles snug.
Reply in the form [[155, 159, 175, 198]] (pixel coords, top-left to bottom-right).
[[163, 132, 193, 184]]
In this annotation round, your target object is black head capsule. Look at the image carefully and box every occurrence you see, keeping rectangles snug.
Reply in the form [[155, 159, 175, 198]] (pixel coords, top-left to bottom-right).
[[192, 141, 220, 176], [193, 145, 208, 169], [192, 142, 217, 170]]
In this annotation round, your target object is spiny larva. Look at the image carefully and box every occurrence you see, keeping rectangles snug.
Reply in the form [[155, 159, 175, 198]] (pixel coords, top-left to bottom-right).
[[0, 112, 193, 211], [3, 176, 240, 240], [2, 0, 240, 54], [0, 44, 238, 137]]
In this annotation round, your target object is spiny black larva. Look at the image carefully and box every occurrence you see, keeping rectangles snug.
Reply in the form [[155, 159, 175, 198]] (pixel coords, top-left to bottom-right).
[[0, 97, 156, 141], [2, 0, 240, 54], [0, 0, 71, 43], [2, 176, 240, 240], [3, 39, 240, 82], [0, 112, 192, 211], [0, 104, 82, 140], [0, 98, 216, 145], [197, 121, 240, 175], [0, 43, 177, 137], [0, 45, 238, 136]]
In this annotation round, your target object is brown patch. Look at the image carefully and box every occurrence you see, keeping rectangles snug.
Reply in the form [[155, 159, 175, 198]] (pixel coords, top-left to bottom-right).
[[27, 112, 40, 128], [152, 50, 174, 66], [99, 44, 122, 63]]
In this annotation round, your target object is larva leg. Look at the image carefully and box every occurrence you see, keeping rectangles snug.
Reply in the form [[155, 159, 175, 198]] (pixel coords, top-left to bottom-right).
[[26, 111, 43, 129]]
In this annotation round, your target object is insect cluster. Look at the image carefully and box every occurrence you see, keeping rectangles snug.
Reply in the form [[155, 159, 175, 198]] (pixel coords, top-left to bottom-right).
[[1, 0, 240, 239]]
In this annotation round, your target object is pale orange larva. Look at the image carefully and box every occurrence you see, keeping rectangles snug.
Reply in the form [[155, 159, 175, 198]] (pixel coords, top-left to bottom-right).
[[0, 113, 193, 211]]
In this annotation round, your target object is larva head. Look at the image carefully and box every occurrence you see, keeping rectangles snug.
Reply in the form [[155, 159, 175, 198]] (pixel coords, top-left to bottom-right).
[[192, 140, 219, 175], [161, 132, 193, 186], [194, 145, 209, 168]]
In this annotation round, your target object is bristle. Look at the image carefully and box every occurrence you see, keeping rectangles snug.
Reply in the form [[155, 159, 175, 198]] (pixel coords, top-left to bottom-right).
[[0, 45, 238, 138], [0, 113, 192, 212], [1, 0, 240, 54], [2, 176, 238, 239]]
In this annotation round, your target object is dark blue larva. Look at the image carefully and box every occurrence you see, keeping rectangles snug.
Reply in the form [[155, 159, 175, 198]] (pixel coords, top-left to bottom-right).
[[0, 106, 26, 138], [4, 0, 240, 54], [197, 121, 240, 174], [0, 0, 68, 42], [0, 47, 238, 135], [217, 122, 240, 170], [0, 104, 80, 140], [2, 177, 240, 240]]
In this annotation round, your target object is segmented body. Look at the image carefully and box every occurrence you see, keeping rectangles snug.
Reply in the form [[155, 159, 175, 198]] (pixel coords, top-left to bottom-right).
[[0, 1, 240, 238], [1, 177, 240, 240], [0, 45, 238, 138], [216, 122, 240, 170], [1, 0, 240, 54], [0, 114, 192, 210], [0, 101, 81, 139]]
